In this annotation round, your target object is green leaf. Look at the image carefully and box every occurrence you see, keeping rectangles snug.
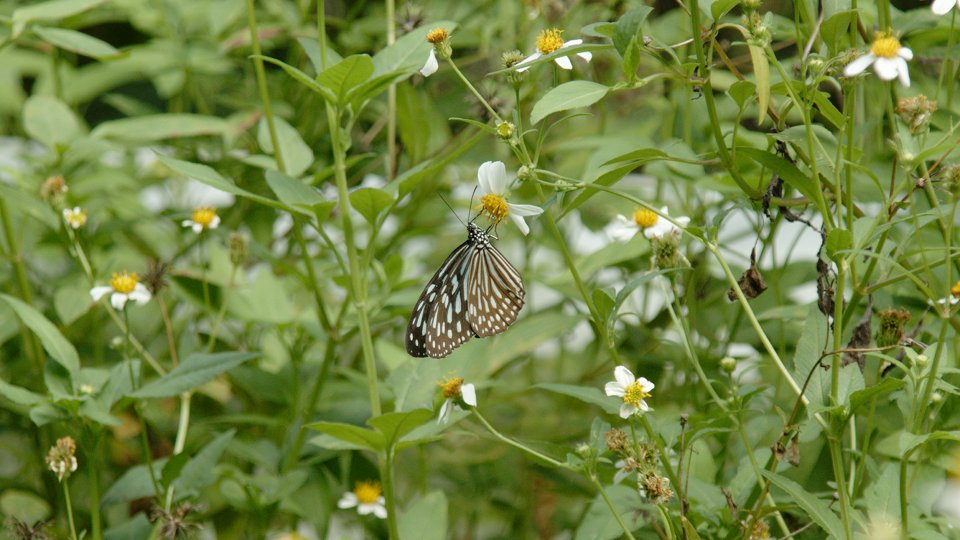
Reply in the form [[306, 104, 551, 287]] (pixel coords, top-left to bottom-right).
[[613, 6, 653, 56], [792, 304, 828, 410], [264, 170, 324, 215], [575, 485, 644, 539], [102, 459, 169, 505], [760, 470, 845, 538], [398, 491, 448, 540], [22, 95, 81, 149], [748, 44, 770, 125], [602, 147, 669, 166], [849, 378, 904, 413], [349, 187, 394, 225], [367, 409, 433, 448], [91, 114, 228, 142], [711, 0, 742, 19], [257, 117, 313, 176], [33, 26, 120, 59], [12, 0, 104, 35], [316, 55, 374, 104], [131, 352, 259, 398], [826, 228, 852, 262], [159, 156, 283, 210], [531, 81, 610, 125], [0, 294, 79, 377], [306, 421, 385, 451], [728, 80, 756, 109], [535, 383, 620, 416], [174, 430, 235, 493], [738, 147, 818, 203], [296, 37, 342, 73], [0, 490, 50, 524], [0, 378, 45, 406], [255, 55, 336, 103]]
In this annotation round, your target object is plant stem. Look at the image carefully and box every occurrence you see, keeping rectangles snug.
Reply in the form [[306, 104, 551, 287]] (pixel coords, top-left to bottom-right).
[[472, 410, 572, 469], [63, 481, 78, 540], [587, 473, 637, 540], [386, 0, 396, 179], [245, 0, 286, 173], [163, 391, 192, 511], [380, 450, 401, 539], [0, 198, 43, 372]]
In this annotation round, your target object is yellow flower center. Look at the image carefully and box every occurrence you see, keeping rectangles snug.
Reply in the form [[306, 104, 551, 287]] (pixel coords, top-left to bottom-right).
[[354, 481, 382, 504], [110, 271, 139, 294], [951, 281, 960, 298], [191, 207, 217, 227], [632, 208, 659, 228], [623, 381, 651, 408], [440, 377, 464, 399], [536, 28, 565, 55], [870, 34, 901, 59], [427, 28, 449, 44], [480, 194, 509, 223]]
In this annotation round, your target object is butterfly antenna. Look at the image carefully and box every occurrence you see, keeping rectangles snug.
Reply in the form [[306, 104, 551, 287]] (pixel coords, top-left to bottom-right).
[[468, 186, 480, 223], [438, 193, 467, 227]]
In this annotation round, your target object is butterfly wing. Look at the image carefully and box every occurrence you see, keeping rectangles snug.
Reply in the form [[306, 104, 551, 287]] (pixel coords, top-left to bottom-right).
[[406, 239, 473, 357], [424, 243, 477, 358], [467, 243, 525, 337]]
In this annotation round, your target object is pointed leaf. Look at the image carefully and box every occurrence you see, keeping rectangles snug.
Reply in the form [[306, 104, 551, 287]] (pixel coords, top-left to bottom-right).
[[306, 421, 385, 451], [367, 409, 433, 448], [131, 352, 259, 398], [531, 81, 610, 125], [0, 294, 79, 376], [760, 470, 844, 538]]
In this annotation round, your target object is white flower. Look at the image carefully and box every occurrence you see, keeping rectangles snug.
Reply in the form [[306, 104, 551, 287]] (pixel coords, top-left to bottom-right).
[[181, 206, 220, 234], [62, 206, 87, 229], [476, 161, 543, 235], [438, 377, 477, 424], [516, 28, 592, 72], [90, 271, 152, 310], [337, 481, 387, 519], [843, 33, 913, 87], [420, 49, 438, 77], [604, 365, 655, 418], [606, 206, 689, 241], [932, 0, 960, 14]]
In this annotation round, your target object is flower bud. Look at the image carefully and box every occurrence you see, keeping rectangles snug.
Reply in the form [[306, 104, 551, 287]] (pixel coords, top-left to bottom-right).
[[496, 121, 515, 140], [896, 95, 937, 134], [720, 356, 737, 373], [502, 50, 527, 86], [876, 307, 910, 348], [914, 354, 928, 368], [228, 232, 248, 266], [426, 28, 452, 60]]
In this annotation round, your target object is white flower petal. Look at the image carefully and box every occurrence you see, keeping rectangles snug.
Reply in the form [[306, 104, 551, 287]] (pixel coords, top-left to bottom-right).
[[372, 503, 388, 519], [607, 216, 638, 242], [614, 366, 635, 387], [337, 492, 358, 509], [438, 399, 451, 424], [563, 39, 584, 47], [844, 53, 875, 77], [128, 284, 152, 305], [357, 503, 376, 515], [192, 222, 204, 234], [507, 203, 543, 217], [577, 51, 593, 62], [605, 381, 625, 397], [508, 213, 531, 235], [873, 57, 899, 80], [90, 286, 112, 302], [895, 57, 911, 87], [619, 402, 637, 419], [638, 377, 656, 392], [419, 49, 438, 77], [898, 47, 914, 60], [209, 215, 221, 229], [110, 293, 129, 310], [932, 0, 957, 14], [181, 220, 194, 228], [461, 383, 477, 406], [515, 52, 541, 72], [486, 161, 509, 194], [638, 400, 650, 412], [675, 216, 691, 228], [554, 56, 573, 70]]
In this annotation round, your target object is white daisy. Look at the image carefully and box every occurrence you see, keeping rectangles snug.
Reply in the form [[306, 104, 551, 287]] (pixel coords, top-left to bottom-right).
[[932, 0, 960, 14], [337, 481, 387, 519], [936, 281, 960, 306], [62, 206, 87, 229], [90, 271, 152, 310], [516, 28, 592, 72], [438, 377, 477, 424], [476, 161, 543, 235], [607, 206, 689, 241], [182, 206, 220, 234], [420, 28, 450, 77], [843, 32, 913, 87], [604, 365, 655, 419]]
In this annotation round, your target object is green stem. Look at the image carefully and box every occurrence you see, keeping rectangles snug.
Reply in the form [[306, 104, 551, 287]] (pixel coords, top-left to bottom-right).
[[386, 0, 396, 179], [245, 0, 286, 173], [637, 415, 678, 489], [124, 309, 163, 501], [687, 0, 759, 199], [446, 57, 503, 123], [163, 391, 192, 511], [63, 481, 78, 540], [87, 435, 102, 540], [915, 318, 951, 430], [0, 198, 43, 371], [587, 473, 637, 540], [472, 410, 572, 469], [381, 450, 401, 540]]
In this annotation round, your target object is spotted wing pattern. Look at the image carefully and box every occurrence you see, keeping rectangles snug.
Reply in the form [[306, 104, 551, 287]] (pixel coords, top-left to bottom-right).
[[406, 223, 525, 358]]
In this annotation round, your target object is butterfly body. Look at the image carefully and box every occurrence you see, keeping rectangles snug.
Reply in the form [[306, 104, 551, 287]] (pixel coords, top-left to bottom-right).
[[406, 223, 525, 358]]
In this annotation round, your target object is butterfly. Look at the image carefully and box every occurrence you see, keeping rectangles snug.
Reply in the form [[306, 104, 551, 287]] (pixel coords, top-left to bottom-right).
[[406, 222, 525, 358]]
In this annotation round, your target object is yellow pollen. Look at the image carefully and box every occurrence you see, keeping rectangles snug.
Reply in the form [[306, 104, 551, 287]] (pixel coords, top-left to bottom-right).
[[951, 281, 960, 298], [354, 481, 382, 504], [480, 194, 509, 223], [632, 208, 659, 229], [64, 207, 87, 228], [623, 381, 651, 407], [427, 28, 449, 44], [870, 34, 901, 59], [440, 377, 464, 399], [110, 271, 139, 294], [191, 207, 217, 227], [536, 28, 565, 55]]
